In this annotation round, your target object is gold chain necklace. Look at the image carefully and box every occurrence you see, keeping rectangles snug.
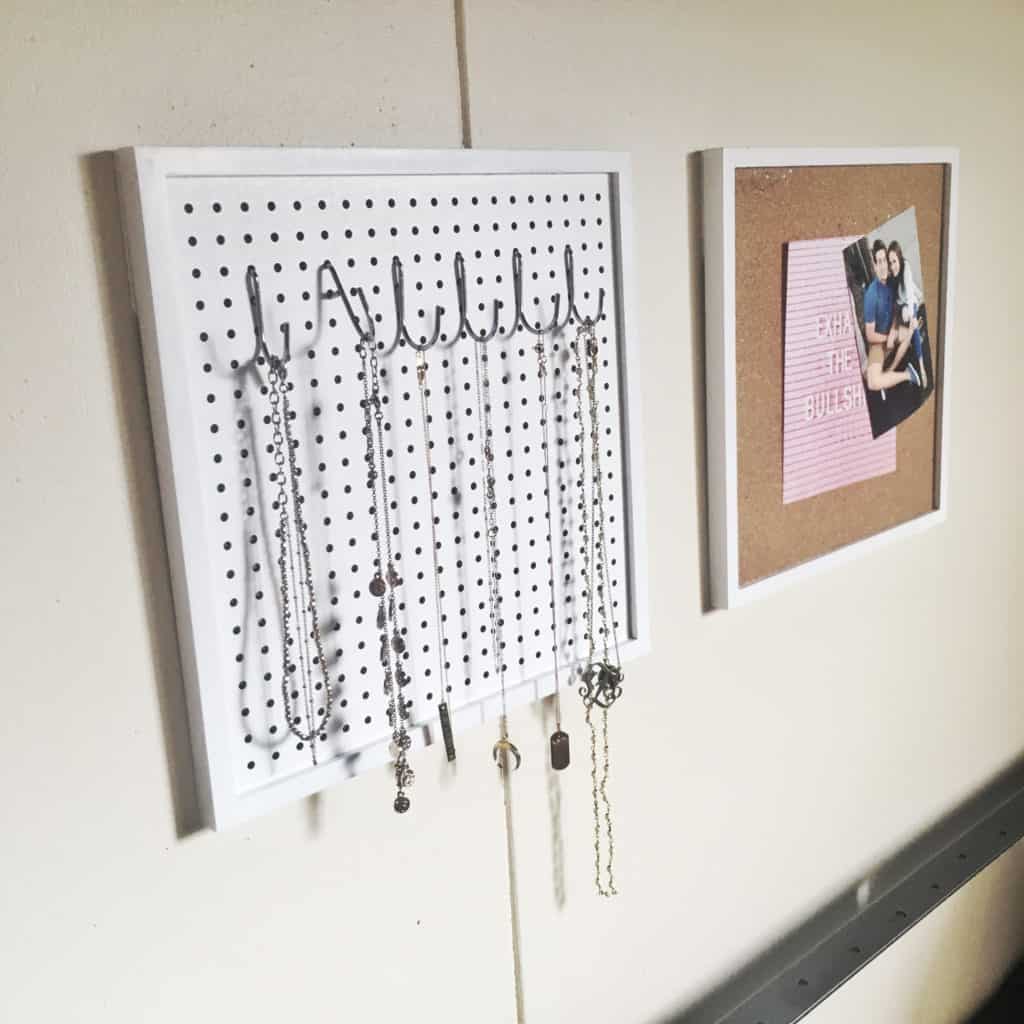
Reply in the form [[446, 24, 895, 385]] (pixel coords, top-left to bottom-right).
[[474, 337, 526, 1021], [573, 320, 623, 897]]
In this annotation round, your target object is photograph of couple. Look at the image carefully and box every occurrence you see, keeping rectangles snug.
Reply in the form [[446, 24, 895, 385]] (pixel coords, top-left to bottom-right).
[[843, 207, 935, 438]]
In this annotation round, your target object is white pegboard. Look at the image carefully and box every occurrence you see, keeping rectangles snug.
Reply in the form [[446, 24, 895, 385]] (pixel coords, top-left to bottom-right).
[[117, 147, 648, 828]]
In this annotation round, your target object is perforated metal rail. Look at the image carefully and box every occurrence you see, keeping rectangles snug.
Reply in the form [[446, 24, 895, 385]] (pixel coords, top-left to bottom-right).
[[668, 756, 1024, 1024]]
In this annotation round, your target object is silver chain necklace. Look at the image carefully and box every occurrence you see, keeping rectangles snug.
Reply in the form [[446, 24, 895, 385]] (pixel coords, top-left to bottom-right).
[[247, 266, 333, 767], [356, 334, 414, 813], [415, 350, 457, 762], [573, 319, 622, 897], [266, 358, 334, 763], [473, 340, 520, 772], [534, 331, 570, 770]]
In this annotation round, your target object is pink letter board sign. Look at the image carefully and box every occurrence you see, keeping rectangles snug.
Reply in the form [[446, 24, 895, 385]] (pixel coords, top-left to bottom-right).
[[782, 236, 896, 504]]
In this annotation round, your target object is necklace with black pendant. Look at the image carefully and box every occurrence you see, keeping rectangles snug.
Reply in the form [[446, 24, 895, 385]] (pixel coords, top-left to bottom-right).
[[573, 319, 622, 897], [247, 266, 333, 767], [356, 332, 414, 813], [415, 350, 457, 762], [534, 330, 570, 771]]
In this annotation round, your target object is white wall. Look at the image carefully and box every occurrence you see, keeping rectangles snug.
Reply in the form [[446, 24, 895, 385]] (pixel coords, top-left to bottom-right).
[[2, 2, 1022, 1021]]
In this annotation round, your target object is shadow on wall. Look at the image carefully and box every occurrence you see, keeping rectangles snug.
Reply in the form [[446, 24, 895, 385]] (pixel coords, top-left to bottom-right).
[[919, 846, 1024, 1024], [80, 151, 203, 839], [685, 151, 711, 614]]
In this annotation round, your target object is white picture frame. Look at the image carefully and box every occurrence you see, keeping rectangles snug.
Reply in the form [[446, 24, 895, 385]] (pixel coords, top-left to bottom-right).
[[702, 146, 959, 610]]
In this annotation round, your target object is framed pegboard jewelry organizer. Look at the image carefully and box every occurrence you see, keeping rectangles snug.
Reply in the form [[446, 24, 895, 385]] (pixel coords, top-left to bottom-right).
[[117, 148, 649, 829]]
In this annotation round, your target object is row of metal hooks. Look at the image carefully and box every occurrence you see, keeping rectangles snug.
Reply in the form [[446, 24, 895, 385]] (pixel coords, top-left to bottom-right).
[[245, 244, 606, 366]]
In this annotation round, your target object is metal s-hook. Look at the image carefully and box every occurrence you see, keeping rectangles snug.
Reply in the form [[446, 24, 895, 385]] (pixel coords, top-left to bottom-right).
[[319, 259, 375, 345], [563, 245, 605, 326], [246, 264, 291, 365], [389, 256, 408, 354], [454, 252, 501, 343], [392, 256, 445, 353], [547, 245, 576, 334], [511, 248, 561, 337]]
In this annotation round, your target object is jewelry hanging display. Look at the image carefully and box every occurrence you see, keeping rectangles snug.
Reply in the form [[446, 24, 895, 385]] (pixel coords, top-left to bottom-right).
[[121, 145, 647, 839], [534, 330, 571, 771], [355, 327, 415, 813], [414, 348, 457, 762], [573, 318, 623, 897], [245, 266, 334, 766]]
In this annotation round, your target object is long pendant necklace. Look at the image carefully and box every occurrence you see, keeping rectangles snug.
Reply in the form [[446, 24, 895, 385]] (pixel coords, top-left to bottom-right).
[[473, 339, 519, 771], [534, 330, 570, 771], [356, 332, 414, 813], [415, 350, 457, 762], [247, 266, 333, 767], [474, 336, 526, 1022], [573, 319, 623, 897]]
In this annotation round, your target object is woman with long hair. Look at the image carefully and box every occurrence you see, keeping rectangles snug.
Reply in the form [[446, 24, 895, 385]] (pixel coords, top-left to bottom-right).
[[887, 240, 927, 388], [862, 240, 920, 393]]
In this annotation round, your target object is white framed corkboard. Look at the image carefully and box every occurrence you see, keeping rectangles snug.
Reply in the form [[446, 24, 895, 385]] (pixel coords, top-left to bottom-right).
[[702, 147, 958, 609]]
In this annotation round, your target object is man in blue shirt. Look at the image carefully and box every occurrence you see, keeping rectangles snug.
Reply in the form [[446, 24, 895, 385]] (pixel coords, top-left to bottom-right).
[[862, 239, 920, 392]]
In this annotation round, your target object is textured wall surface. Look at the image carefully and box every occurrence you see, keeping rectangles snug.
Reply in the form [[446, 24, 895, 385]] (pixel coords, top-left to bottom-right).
[[1, 2, 1021, 1021]]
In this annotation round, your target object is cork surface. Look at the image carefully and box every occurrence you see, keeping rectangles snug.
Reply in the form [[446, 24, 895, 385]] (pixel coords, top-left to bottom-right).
[[734, 164, 946, 586]]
